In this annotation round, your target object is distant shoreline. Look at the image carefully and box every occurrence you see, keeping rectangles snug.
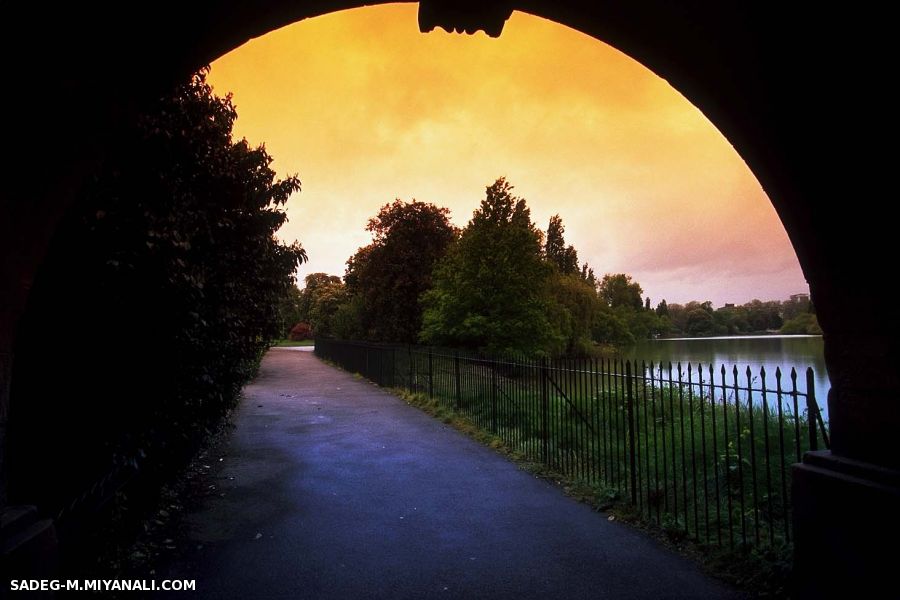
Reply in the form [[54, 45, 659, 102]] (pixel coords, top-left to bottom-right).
[[653, 334, 823, 342]]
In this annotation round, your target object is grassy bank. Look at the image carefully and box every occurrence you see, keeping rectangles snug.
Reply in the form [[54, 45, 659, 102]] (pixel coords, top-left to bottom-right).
[[272, 339, 314, 347]]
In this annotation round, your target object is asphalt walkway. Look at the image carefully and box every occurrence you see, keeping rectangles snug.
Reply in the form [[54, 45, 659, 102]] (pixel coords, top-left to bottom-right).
[[164, 348, 741, 599]]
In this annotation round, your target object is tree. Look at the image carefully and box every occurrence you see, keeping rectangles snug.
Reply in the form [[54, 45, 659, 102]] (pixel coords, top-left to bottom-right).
[[598, 273, 644, 310], [275, 285, 304, 338], [421, 178, 559, 355], [545, 214, 580, 275], [548, 272, 599, 355], [744, 299, 783, 331], [666, 303, 688, 334], [591, 304, 635, 346], [344, 200, 456, 343], [656, 299, 669, 317], [686, 306, 716, 336], [298, 273, 341, 322], [581, 263, 597, 287], [307, 279, 349, 338], [781, 312, 823, 335], [10, 68, 306, 513]]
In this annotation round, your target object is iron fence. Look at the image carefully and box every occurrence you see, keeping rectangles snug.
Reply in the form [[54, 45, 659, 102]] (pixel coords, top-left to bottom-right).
[[315, 338, 829, 550]]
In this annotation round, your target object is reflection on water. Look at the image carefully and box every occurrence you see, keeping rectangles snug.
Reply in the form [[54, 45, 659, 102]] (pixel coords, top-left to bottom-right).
[[626, 335, 830, 419]]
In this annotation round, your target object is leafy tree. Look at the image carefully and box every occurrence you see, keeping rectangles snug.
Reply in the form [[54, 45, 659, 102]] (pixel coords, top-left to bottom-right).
[[276, 285, 304, 338], [598, 273, 644, 310], [713, 305, 744, 335], [344, 200, 456, 343], [545, 214, 579, 275], [307, 279, 349, 338], [298, 273, 341, 322], [541, 213, 597, 354], [666, 302, 687, 333], [581, 263, 597, 287], [548, 273, 599, 355], [592, 305, 636, 346], [656, 299, 669, 317], [781, 312, 822, 334], [624, 305, 665, 339], [329, 294, 366, 340], [10, 68, 306, 513], [744, 299, 783, 331], [782, 295, 814, 321], [421, 178, 558, 355], [686, 306, 717, 336]]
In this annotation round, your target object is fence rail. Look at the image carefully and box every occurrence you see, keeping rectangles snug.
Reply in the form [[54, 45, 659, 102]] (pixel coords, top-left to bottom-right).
[[315, 338, 829, 551]]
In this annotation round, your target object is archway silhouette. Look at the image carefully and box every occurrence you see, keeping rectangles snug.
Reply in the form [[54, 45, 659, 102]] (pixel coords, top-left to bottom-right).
[[1, 2, 895, 596]]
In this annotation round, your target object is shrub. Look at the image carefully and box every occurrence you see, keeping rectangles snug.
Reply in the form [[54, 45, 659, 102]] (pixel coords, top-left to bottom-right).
[[289, 322, 313, 341]]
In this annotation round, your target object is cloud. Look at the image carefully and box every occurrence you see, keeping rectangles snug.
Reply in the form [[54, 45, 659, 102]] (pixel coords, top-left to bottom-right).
[[210, 4, 807, 305]]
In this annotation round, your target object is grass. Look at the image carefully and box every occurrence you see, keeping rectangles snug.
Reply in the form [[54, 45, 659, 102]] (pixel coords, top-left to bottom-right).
[[272, 338, 315, 347]]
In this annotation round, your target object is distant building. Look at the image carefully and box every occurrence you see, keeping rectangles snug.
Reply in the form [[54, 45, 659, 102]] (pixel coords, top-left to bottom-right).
[[789, 293, 810, 303], [723, 303, 735, 309]]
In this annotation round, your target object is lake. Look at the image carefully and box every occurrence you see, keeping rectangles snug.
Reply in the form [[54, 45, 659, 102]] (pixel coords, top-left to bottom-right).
[[626, 335, 830, 420]]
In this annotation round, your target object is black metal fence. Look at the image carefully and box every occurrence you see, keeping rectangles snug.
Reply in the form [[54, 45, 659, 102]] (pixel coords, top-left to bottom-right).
[[315, 338, 830, 551]]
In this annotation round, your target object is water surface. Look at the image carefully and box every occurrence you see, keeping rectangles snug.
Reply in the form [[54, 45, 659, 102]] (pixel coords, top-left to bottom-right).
[[626, 335, 829, 419]]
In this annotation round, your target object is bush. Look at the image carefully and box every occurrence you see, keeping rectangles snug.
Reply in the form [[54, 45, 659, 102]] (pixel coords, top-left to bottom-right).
[[289, 322, 313, 341], [9, 69, 305, 518]]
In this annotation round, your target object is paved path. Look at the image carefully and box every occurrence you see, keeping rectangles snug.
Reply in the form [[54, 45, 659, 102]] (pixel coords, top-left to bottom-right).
[[164, 349, 741, 599]]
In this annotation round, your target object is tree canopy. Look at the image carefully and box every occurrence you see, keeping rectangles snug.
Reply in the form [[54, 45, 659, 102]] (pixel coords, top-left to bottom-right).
[[545, 214, 580, 275], [421, 178, 558, 354], [305, 176, 814, 355], [598, 273, 644, 310], [344, 200, 456, 343]]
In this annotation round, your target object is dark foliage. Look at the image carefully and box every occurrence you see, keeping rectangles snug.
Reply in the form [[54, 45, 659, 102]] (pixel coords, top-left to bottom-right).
[[275, 285, 304, 338], [344, 200, 456, 343], [9, 69, 306, 517]]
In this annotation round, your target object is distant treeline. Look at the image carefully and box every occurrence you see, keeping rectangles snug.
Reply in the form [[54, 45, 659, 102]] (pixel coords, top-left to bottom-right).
[[657, 297, 819, 337], [278, 178, 819, 356]]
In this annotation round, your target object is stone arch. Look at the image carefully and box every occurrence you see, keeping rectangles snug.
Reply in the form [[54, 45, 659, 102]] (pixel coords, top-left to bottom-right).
[[1, 2, 895, 595]]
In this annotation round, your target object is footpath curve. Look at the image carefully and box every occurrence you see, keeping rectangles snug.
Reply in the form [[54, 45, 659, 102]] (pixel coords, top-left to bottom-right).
[[163, 348, 741, 599]]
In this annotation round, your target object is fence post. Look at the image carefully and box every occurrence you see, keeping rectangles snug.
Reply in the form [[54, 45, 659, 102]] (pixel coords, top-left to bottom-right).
[[428, 348, 434, 399], [389, 347, 395, 388], [626, 360, 637, 505], [541, 357, 550, 465], [454, 351, 462, 411], [806, 367, 818, 451], [491, 362, 498, 434], [408, 346, 414, 392]]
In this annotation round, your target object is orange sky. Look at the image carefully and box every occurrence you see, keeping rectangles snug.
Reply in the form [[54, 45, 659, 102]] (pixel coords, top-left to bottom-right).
[[209, 3, 806, 306]]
